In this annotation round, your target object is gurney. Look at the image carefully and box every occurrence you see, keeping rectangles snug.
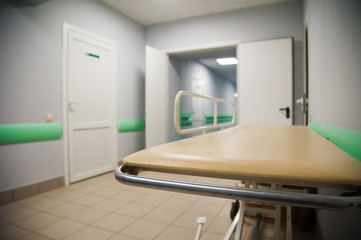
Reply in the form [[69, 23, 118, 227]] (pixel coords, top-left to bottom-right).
[[115, 91, 361, 239]]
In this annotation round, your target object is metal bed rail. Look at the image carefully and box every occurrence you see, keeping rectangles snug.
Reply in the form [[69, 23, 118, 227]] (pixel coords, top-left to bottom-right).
[[115, 165, 361, 212], [174, 91, 236, 135]]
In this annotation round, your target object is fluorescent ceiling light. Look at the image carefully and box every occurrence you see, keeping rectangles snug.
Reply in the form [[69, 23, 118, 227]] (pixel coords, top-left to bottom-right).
[[216, 57, 238, 65]]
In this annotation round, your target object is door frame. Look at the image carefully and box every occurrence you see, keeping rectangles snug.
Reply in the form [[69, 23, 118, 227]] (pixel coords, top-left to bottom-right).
[[62, 23, 117, 185]]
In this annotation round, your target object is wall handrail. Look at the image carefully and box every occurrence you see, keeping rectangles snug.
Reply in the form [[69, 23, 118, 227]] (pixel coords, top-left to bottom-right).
[[174, 91, 236, 135]]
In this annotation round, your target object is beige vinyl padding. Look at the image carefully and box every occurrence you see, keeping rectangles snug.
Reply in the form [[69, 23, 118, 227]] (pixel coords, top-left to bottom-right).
[[123, 126, 361, 188]]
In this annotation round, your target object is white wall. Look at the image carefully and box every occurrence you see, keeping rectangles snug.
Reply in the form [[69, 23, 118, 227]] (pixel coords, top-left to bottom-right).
[[305, 0, 361, 132], [304, 0, 361, 239], [0, 0, 145, 191], [145, 0, 304, 125]]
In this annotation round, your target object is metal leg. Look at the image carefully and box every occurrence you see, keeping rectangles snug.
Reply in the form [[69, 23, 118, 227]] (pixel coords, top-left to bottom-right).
[[273, 205, 281, 240], [224, 199, 246, 240], [286, 206, 293, 240], [234, 200, 246, 240], [272, 184, 282, 240], [248, 214, 263, 240], [195, 216, 207, 240]]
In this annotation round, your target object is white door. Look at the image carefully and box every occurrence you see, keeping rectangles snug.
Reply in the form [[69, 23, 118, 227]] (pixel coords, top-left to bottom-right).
[[145, 46, 169, 148], [237, 38, 293, 125], [191, 77, 204, 128], [64, 24, 117, 183]]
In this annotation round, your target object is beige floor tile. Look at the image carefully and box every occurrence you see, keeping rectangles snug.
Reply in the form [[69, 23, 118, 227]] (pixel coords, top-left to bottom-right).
[[71, 194, 105, 206], [154, 226, 196, 240], [63, 226, 114, 240], [173, 212, 214, 230], [171, 192, 200, 201], [14, 212, 60, 231], [16, 194, 49, 206], [0, 220, 8, 228], [111, 182, 131, 191], [134, 194, 168, 207], [92, 213, 136, 232], [18, 233, 51, 240], [67, 181, 103, 193], [205, 216, 232, 235], [128, 186, 152, 194], [186, 201, 223, 216], [217, 200, 234, 218], [0, 206, 39, 223], [112, 190, 145, 202], [36, 219, 85, 240], [108, 233, 141, 240], [199, 232, 225, 240], [143, 207, 182, 224], [197, 195, 228, 205], [0, 224, 30, 239], [0, 202, 22, 215], [93, 198, 127, 212], [93, 186, 122, 198], [121, 219, 168, 240], [45, 202, 85, 217], [116, 203, 153, 218], [68, 207, 109, 224], [47, 189, 86, 202], [86, 174, 116, 187], [27, 198, 64, 211], [148, 189, 175, 198], [159, 197, 194, 211]]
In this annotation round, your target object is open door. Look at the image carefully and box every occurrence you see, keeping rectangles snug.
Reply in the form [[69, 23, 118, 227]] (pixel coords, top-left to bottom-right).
[[237, 38, 293, 125], [145, 46, 169, 148]]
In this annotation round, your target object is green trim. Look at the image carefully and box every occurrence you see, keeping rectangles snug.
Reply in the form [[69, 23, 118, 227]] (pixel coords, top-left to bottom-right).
[[117, 119, 145, 132], [180, 112, 192, 126], [205, 114, 233, 124], [0, 122, 62, 145], [308, 122, 361, 162], [181, 118, 193, 126], [180, 112, 191, 119], [86, 53, 100, 58]]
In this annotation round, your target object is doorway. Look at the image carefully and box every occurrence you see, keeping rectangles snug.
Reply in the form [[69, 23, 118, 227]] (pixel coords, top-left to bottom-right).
[[168, 47, 238, 140], [145, 38, 294, 147], [63, 23, 117, 184]]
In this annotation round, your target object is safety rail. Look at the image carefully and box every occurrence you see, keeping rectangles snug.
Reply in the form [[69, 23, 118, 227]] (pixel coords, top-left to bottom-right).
[[174, 91, 236, 135]]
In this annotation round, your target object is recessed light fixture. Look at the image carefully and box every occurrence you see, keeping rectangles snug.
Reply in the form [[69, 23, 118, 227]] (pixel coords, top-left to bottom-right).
[[216, 57, 238, 65]]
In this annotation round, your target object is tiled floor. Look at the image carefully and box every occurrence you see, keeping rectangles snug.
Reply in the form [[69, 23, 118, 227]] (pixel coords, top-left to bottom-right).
[[0, 171, 318, 240]]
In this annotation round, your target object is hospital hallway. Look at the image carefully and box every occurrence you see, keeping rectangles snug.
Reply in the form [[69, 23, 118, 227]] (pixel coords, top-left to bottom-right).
[[0, 171, 319, 240]]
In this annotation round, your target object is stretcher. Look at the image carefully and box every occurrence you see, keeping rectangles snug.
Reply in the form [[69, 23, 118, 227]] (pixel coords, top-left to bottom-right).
[[115, 91, 361, 239]]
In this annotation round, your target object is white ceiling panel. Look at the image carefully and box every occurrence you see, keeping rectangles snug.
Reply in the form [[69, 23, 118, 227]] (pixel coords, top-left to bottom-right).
[[101, 0, 292, 26]]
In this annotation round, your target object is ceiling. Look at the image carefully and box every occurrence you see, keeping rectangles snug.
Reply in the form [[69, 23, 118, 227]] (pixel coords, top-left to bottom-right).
[[101, 0, 291, 26], [171, 47, 237, 82], [100, 0, 290, 82]]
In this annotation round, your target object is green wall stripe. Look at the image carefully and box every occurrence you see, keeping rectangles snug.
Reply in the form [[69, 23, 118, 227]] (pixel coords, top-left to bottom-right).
[[0, 122, 63, 145], [308, 122, 361, 162], [117, 119, 145, 132], [205, 114, 233, 124]]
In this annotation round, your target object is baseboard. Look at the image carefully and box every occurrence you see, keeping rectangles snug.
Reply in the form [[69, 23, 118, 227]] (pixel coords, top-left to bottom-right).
[[0, 176, 64, 206]]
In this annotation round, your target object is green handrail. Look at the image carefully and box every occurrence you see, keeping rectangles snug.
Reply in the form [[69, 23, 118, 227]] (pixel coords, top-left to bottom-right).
[[0, 122, 63, 145], [117, 119, 145, 132]]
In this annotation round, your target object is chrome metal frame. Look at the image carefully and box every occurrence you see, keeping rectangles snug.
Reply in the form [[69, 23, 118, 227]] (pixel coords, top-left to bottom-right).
[[115, 165, 361, 212]]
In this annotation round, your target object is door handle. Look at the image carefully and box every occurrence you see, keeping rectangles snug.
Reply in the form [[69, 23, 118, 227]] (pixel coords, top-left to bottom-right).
[[279, 107, 290, 119], [68, 100, 80, 111]]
